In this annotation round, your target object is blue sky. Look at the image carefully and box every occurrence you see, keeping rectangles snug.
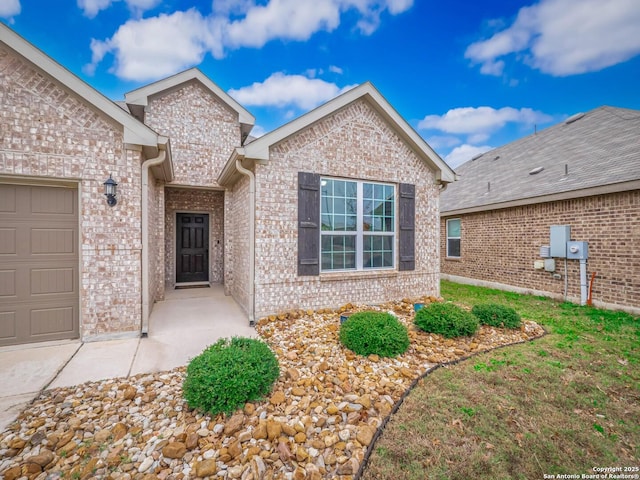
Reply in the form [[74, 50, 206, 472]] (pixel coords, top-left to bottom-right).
[[2, 0, 640, 168]]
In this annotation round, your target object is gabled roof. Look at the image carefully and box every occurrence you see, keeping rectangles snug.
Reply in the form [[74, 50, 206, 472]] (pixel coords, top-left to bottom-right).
[[124, 68, 255, 140], [441, 106, 640, 215], [0, 23, 166, 157], [218, 82, 456, 186]]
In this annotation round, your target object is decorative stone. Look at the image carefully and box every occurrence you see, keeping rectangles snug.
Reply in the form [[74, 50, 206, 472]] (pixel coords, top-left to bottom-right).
[[26, 449, 54, 467], [161, 442, 186, 459], [223, 413, 245, 436], [194, 459, 217, 477], [269, 391, 286, 405], [356, 425, 376, 446]]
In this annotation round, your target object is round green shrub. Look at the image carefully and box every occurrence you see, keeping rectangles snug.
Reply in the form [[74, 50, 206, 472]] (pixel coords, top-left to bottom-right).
[[340, 311, 410, 357], [183, 337, 279, 416], [414, 302, 479, 338], [471, 303, 521, 329]]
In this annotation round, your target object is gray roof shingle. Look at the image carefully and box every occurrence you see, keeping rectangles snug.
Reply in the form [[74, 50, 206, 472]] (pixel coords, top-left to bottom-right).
[[440, 106, 640, 213]]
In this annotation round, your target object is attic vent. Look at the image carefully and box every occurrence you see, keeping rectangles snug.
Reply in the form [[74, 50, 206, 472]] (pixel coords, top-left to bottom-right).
[[565, 112, 585, 124], [493, 155, 500, 161], [471, 153, 484, 161], [529, 166, 544, 175]]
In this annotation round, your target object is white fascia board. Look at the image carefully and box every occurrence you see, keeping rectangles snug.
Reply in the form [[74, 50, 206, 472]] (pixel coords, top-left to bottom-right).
[[1, 24, 158, 148], [242, 82, 456, 183], [124, 68, 255, 127]]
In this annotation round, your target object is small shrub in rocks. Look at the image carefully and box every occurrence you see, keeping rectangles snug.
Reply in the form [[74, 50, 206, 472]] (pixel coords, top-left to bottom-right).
[[414, 302, 479, 338], [183, 337, 279, 416], [340, 311, 410, 357], [472, 303, 522, 329]]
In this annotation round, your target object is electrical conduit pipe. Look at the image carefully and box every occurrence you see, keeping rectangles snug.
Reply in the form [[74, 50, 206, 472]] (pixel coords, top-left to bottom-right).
[[141, 149, 166, 335], [234, 157, 256, 325]]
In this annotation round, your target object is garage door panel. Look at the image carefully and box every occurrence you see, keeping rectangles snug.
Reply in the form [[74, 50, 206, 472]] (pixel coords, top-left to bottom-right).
[[31, 187, 74, 215], [31, 268, 74, 295], [32, 228, 75, 255], [0, 311, 17, 340], [0, 183, 78, 346], [0, 185, 17, 213], [0, 270, 16, 297], [31, 306, 75, 336], [0, 228, 17, 255]]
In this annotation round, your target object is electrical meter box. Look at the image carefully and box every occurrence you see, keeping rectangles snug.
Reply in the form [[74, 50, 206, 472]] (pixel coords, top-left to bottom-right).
[[550, 225, 571, 258], [566, 241, 588, 260]]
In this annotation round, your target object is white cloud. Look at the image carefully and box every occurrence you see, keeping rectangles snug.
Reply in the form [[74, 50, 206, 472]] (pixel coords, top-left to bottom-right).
[[329, 65, 344, 74], [0, 0, 21, 18], [78, 0, 160, 18], [86, 10, 224, 81], [248, 124, 266, 138], [425, 135, 461, 150], [86, 0, 413, 81], [466, 0, 640, 76], [445, 144, 493, 169], [228, 72, 356, 109], [418, 106, 551, 136]]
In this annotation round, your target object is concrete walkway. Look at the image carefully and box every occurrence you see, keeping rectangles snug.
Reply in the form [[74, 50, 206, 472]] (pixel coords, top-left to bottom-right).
[[0, 285, 254, 432]]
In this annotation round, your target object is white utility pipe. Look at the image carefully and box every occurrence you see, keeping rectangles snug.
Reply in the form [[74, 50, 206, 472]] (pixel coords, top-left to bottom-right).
[[141, 150, 166, 335], [234, 157, 256, 325], [579, 259, 588, 306]]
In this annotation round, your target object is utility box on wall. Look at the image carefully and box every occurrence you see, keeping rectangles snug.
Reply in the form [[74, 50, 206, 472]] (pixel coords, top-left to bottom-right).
[[567, 241, 589, 260], [550, 225, 571, 258]]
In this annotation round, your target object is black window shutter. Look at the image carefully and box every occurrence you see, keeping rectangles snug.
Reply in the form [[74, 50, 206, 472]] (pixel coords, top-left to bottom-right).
[[298, 172, 321, 276], [398, 183, 415, 271]]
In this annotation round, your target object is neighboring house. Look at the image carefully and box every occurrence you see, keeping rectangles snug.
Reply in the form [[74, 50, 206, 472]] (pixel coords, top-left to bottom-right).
[[0, 24, 455, 346], [440, 106, 640, 314]]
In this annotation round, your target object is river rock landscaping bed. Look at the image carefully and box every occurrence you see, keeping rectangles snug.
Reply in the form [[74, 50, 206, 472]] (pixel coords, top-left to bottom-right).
[[0, 298, 545, 480]]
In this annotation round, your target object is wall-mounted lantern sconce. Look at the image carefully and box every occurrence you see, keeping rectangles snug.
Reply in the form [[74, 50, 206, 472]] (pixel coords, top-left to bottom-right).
[[104, 175, 118, 206]]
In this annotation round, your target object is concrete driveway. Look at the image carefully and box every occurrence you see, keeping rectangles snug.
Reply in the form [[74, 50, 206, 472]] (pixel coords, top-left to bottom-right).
[[0, 285, 255, 432]]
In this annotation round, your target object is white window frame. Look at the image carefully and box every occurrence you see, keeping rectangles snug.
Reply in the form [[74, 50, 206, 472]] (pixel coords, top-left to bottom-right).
[[446, 218, 461, 258], [320, 178, 396, 272]]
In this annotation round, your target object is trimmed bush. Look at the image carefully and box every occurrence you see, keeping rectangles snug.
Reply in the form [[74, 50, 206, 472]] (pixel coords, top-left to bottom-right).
[[472, 303, 522, 329], [183, 337, 279, 416], [340, 311, 410, 357], [414, 302, 479, 338]]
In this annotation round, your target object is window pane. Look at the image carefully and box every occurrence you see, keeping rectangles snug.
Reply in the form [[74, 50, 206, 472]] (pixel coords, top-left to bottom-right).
[[321, 234, 356, 270], [448, 238, 461, 257], [447, 219, 461, 238], [364, 183, 394, 233], [321, 179, 357, 234], [363, 234, 393, 268]]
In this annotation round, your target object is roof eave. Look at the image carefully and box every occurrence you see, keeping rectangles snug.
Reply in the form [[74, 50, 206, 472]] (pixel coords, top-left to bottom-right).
[[1, 23, 159, 149], [242, 82, 456, 183], [441, 179, 640, 216], [124, 68, 256, 128]]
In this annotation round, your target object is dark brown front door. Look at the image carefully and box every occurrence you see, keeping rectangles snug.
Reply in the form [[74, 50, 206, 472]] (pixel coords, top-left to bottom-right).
[[176, 213, 209, 283]]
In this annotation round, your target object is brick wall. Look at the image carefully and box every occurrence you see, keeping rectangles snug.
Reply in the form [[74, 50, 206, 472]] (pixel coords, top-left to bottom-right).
[[253, 99, 441, 318], [148, 178, 165, 304], [225, 175, 252, 315], [0, 45, 144, 339], [143, 81, 241, 187], [441, 190, 640, 310], [164, 188, 225, 288]]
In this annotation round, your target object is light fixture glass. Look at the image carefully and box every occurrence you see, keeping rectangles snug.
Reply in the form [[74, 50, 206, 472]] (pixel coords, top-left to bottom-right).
[[104, 175, 118, 206]]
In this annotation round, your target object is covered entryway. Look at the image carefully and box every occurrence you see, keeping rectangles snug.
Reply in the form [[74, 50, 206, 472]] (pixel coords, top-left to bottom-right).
[[0, 183, 79, 346], [176, 213, 209, 283]]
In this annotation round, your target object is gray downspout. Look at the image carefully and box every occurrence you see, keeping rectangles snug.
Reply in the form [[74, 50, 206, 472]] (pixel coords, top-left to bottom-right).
[[141, 150, 166, 336], [234, 157, 256, 326]]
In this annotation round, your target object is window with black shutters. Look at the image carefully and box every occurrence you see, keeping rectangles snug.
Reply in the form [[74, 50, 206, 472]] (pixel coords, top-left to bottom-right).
[[297, 172, 415, 275]]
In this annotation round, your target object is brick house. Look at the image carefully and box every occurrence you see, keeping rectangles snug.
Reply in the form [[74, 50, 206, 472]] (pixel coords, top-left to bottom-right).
[[0, 24, 455, 346], [440, 106, 640, 314]]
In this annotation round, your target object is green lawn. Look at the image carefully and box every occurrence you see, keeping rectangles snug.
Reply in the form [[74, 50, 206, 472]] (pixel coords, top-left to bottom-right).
[[363, 281, 640, 480]]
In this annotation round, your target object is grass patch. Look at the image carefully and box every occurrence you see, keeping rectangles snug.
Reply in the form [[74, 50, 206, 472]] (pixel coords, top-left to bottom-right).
[[363, 281, 640, 480]]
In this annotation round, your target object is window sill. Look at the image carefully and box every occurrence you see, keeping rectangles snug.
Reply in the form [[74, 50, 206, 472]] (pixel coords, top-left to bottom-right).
[[320, 269, 399, 282], [445, 257, 462, 261]]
